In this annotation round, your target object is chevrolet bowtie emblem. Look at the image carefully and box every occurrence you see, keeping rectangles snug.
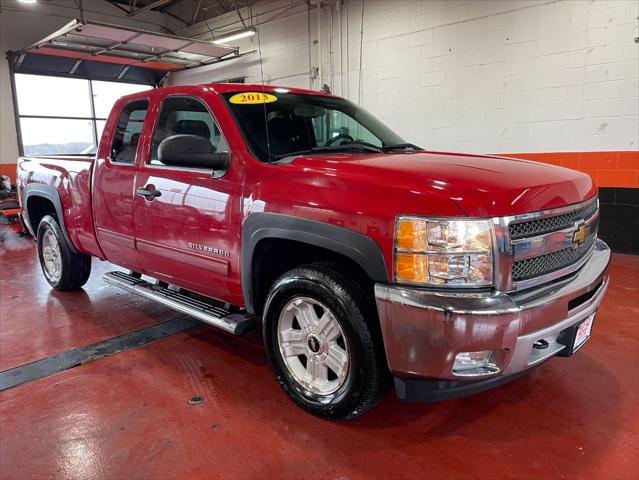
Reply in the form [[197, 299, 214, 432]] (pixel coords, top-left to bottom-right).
[[573, 222, 587, 246]]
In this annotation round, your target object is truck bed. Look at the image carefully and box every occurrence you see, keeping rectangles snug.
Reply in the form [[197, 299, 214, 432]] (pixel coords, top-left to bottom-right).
[[17, 155, 103, 258]]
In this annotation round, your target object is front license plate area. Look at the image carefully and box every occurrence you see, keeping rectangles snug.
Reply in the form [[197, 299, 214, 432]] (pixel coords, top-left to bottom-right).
[[557, 312, 596, 356]]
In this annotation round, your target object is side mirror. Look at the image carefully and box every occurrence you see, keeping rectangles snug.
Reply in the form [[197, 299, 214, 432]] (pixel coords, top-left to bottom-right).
[[158, 134, 230, 170]]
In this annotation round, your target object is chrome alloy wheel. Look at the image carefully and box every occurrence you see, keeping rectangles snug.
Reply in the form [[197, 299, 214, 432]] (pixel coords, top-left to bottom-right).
[[277, 297, 350, 396], [41, 229, 62, 282]]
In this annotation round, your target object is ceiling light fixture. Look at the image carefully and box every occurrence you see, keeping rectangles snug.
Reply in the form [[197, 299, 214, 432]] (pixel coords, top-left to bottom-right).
[[211, 28, 256, 45], [17, 0, 38, 3]]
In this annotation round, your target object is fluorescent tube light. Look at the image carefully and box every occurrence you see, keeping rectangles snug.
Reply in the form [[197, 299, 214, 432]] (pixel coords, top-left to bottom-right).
[[212, 28, 256, 45]]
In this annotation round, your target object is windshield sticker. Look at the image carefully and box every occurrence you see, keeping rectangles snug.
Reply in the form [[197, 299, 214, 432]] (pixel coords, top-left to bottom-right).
[[229, 92, 278, 104]]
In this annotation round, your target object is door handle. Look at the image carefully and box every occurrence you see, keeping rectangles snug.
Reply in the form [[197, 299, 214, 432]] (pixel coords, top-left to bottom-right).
[[136, 186, 161, 199]]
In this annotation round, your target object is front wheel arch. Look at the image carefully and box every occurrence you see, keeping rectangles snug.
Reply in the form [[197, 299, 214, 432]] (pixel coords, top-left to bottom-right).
[[241, 213, 389, 315]]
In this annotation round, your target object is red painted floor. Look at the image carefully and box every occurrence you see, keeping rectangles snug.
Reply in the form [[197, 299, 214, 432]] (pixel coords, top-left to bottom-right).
[[0, 245, 176, 371], [1, 238, 638, 479]]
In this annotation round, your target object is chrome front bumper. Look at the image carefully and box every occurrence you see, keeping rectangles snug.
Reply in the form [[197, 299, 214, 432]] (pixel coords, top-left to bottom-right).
[[374, 239, 611, 391]]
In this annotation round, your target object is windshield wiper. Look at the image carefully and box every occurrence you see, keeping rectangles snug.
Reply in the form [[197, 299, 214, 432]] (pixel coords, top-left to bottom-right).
[[272, 143, 382, 161], [382, 143, 423, 152]]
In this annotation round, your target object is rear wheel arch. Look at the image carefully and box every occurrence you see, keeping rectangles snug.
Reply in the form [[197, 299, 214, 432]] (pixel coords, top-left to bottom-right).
[[23, 184, 78, 253], [241, 213, 389, 315], [26, 195, 57, 230]]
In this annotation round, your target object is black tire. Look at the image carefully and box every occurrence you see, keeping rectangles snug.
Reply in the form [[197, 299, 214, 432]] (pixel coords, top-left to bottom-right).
[[37, 215, 91, 290], [263, 262, 389, 420]]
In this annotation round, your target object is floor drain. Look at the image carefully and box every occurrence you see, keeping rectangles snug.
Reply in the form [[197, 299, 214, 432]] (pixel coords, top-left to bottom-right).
[[188, 396, 205, 405]]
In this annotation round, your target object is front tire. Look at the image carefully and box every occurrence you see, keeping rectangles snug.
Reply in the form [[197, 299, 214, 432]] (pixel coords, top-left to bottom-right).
[[263, 262, 388, 419], [37, 215, 91, 290]]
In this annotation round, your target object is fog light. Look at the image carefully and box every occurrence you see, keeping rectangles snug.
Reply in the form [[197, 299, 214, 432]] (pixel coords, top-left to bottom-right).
[[453, 350, 502, 377]]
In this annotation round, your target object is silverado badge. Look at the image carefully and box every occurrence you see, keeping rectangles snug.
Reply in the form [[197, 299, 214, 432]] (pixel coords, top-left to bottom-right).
[[187, 242, 231, 257]]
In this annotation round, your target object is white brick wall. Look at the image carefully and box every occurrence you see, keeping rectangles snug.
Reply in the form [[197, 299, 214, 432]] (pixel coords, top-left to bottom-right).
[[168, 0, 638, 155]]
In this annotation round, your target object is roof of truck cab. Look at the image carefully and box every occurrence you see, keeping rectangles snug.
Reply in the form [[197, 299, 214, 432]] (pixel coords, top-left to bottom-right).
[[207, 83, 332, 96], [118, 83, 333, 103]]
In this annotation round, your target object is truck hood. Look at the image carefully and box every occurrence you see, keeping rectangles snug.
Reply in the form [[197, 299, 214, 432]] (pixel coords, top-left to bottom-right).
[[286, 151, 596, 217]]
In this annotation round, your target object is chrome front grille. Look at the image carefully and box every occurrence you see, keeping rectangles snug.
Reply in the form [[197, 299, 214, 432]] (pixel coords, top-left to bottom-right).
[[508, 201, 598, 240], [497, 196, 600, 291], [512, 235, 596, 281]]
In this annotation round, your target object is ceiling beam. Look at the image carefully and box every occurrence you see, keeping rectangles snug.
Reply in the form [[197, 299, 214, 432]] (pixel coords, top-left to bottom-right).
[[215, 0, 227, 14], [73, 0, 86, 22], [192, 0, 203, 25], [103, 0, 131, 15], [236, 4, 248, 28], [127, 0, 172, 17], [158, 7, 191, 26]]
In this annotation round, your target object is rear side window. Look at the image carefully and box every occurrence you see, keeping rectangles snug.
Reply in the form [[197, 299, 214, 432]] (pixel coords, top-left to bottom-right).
[[150, 96, 229, 166], [110, 100, 148, 164]]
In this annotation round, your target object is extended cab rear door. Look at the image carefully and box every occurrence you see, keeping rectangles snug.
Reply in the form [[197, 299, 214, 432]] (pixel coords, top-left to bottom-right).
[[93, 97, 150, 271], [132, 91, 245, 306]]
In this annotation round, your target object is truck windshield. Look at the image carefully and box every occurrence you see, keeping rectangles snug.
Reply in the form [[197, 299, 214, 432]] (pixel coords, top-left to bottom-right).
[[221, 91, 412, 162]]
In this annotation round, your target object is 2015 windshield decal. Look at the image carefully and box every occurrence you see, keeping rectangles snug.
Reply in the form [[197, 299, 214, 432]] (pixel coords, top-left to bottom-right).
[[187, 242, 231, 257], [229, 92, 278, 104]]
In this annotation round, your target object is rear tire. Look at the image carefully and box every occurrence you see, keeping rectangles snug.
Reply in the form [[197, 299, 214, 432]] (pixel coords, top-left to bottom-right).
[[263, 262, 388, 420], [37, 215, 91, 290]]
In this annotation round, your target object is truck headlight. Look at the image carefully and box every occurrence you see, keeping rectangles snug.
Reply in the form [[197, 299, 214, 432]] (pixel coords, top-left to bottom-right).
[[394, 217, 494, 286]]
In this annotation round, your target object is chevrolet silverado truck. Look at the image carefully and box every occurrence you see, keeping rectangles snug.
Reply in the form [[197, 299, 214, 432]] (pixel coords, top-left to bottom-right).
[[17, 83, 610, 419]]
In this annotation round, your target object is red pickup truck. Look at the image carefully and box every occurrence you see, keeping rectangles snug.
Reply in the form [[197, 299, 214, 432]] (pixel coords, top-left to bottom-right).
[[17, 83, 610, 419]]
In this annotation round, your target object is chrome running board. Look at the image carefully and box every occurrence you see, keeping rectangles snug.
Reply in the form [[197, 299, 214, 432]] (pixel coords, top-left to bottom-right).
[[103, 271, 255, 335]]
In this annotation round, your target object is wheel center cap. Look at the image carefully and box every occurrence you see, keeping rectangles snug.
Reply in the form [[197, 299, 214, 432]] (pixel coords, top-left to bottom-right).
[[307, 335, 321, 354]]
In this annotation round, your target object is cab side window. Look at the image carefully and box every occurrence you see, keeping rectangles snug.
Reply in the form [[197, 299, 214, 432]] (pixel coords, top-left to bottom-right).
[[150, 96, 229, 166], [110, 100, 148, 164]]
